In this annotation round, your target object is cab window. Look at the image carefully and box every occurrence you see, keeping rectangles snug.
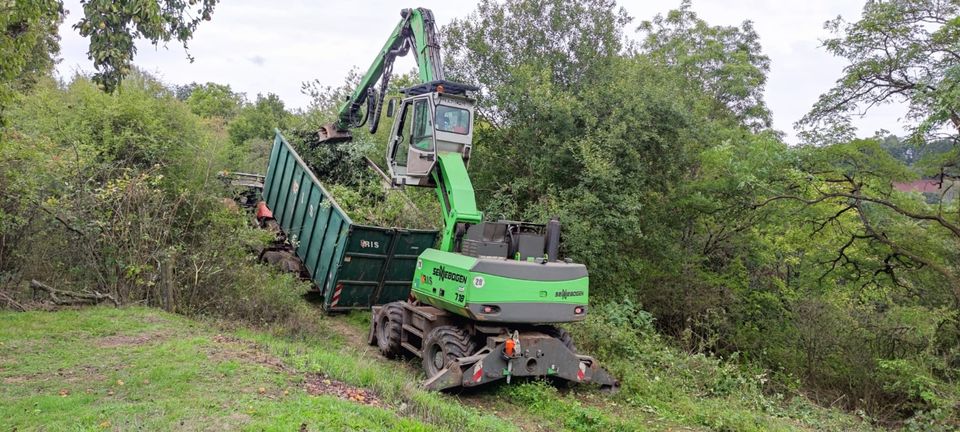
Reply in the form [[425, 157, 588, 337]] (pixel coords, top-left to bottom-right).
[[435, 105, 470, 135], [411, 99, 434, 151], [392, 102, 410, 167]]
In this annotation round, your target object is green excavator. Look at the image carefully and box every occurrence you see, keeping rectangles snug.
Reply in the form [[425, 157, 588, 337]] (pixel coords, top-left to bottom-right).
[[320, 7, 617, 391]]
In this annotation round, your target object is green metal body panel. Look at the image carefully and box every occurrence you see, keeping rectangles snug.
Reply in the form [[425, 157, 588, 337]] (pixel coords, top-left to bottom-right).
[[433, 152, 483, 251], [262, 131, 439, 311], [412, 249, 589, 323]]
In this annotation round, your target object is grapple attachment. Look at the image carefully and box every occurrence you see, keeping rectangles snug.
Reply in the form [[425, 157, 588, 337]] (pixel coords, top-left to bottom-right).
[[317, 123, 353, 144], [423, 330, 619, 391]]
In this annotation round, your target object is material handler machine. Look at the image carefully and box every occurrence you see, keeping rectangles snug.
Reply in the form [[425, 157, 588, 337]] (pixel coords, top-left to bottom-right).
[[319, 7, 617, 391]]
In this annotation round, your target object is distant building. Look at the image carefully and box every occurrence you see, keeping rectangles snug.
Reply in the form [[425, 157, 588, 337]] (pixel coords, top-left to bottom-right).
[[893, 177, 958, 203], [894, 179, 943, 193]]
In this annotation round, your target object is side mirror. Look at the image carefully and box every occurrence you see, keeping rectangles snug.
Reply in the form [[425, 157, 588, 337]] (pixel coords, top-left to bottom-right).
[[386, 99, 396, 118]]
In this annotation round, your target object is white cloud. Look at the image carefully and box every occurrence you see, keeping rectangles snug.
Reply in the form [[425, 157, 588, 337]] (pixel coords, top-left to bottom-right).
[[55, 0, 909, 143]]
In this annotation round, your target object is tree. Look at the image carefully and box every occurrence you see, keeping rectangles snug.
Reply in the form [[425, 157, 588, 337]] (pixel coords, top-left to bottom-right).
[[798, 0, 960, 144], [638, 0, 772, 131], [0, 0, 64, 122], [184, 82, 245, 119], [791, 0, 960, 304], [73, 0, 220, 92], [443, 0, 632, 127], [761, 140, 960, 306], [227, 93, 290, 145]]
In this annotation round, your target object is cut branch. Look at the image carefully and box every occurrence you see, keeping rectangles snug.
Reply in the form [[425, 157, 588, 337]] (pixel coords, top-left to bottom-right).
[[30, 280, 118, 306], [0, 290, 26, 312]]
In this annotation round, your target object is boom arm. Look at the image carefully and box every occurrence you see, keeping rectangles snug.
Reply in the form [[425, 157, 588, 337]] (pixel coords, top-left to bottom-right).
[[320, 7, 482, 254], [323, 8, 444, 138], [434, 152, 483, 251]]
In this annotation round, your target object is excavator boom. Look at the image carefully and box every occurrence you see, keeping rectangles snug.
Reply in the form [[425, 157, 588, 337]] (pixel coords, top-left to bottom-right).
[[319, 8, 445, 142]]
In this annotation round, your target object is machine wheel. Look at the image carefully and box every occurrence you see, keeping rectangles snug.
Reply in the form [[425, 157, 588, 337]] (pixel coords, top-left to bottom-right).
[[540, 325, 576, 353], [422, 325, 476, 378], [376, 303, 404, 358]]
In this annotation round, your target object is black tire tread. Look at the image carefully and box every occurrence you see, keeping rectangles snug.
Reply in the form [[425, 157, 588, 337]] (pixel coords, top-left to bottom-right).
[[422, 325, 476, 377], [540, 325, 576, 353], [377, 303, 404, 357]]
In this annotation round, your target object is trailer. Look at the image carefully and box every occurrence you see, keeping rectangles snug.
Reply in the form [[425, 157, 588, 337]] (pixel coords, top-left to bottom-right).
[[261, 130, 439, 311]]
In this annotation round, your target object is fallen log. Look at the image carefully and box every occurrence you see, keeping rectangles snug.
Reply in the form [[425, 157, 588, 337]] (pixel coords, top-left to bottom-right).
[[0, 290, 26, 311], [30, 280, 119, 307]]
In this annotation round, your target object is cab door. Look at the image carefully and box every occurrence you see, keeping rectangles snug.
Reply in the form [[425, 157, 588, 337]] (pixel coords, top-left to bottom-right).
[[405, 97, 436, 178], [386, 100, 412, 180]]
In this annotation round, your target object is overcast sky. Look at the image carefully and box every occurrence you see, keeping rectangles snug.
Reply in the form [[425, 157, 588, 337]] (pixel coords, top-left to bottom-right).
[[54, 0, 908, 144]]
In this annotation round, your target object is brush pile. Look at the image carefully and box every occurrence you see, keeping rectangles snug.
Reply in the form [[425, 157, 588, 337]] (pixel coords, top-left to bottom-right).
[[285, 130, 438, 229]]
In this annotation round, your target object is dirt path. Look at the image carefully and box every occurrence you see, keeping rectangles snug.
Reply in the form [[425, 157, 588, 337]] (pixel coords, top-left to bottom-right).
[[320, 312, 569, 432]]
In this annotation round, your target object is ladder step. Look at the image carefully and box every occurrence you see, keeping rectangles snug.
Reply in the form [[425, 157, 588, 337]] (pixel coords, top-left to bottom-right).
[[401, 342, 421, 357], [402, 324, 423, 338]]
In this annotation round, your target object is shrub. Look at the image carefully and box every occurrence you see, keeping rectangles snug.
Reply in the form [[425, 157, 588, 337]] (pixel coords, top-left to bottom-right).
[[0, 72, 315, 330]]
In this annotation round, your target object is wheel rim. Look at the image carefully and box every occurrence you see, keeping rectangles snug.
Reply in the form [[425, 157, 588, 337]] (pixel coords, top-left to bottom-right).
[[432, 346, 445, 370], [377, 316, 388, 347]]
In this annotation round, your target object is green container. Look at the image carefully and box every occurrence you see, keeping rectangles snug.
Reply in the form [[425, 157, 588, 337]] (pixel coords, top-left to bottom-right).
[[262, 130, 439, 311]]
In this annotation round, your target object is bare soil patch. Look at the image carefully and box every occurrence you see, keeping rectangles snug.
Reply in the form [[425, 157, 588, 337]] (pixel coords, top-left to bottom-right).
[[304, 373, 383, 407], [209, 333, 291, 372], [3, 365, 108, 386], [96, 331, 171, 348]]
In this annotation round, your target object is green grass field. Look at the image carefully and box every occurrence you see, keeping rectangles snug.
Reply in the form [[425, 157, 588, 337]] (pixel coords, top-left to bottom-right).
[[0, 307, 872, 431], [0, 308, 454, 431]]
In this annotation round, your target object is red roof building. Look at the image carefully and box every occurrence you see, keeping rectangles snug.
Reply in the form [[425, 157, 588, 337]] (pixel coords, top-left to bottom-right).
[[893, 179, 943, 193]]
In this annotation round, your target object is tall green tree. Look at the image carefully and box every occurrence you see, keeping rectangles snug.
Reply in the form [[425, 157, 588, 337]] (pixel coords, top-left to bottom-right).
[[184, 82, 245, 119], [443, 0, 631, 127], [227, 93, 290, 145], [791, 0, 960, 305], [1, 0, 220, 122], [442, 0, 775, 325], [798, 0, 960, 144], [0, 0, 63, 122], [639, 0, 772, 130]]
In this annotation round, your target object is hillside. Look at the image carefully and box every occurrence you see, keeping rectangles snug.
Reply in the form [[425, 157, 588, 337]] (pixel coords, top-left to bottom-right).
[[4, 0, 960, 429], [0, 306, 873, 431]]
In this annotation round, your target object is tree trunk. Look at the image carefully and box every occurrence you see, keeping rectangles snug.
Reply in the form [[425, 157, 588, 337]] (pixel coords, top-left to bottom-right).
[[161, 252, 176, 313]]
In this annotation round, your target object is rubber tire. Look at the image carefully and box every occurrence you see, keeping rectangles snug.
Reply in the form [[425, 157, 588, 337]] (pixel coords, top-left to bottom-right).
[[376, 303, 404, 358], [540, 325, 576, 353], [422, 325, 476, 379]]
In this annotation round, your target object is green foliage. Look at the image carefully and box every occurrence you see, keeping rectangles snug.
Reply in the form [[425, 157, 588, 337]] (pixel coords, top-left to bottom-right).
[[798, 0, 960, 144], [326, 179, 438, 229], [570, 301, 873, 431], [9, 71, 203, 169], [443, 0, 630, 126], [228, 93, 291, 146], [0, 0, 63, 122], [445, 0, 959, 425], [752, 138, 960, 424], [73, 0, 219, 92], [0, 71, 317, 330], [184, 82, 245, 119], [283, 129, 440, 229], [639, 0, 772, 130]]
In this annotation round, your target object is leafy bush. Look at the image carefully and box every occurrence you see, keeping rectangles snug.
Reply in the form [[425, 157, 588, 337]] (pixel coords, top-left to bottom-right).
[[0, 71, 314, 330]]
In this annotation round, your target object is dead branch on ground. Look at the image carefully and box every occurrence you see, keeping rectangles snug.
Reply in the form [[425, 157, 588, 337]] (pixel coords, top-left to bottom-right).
[[30, 279, 119, 306]]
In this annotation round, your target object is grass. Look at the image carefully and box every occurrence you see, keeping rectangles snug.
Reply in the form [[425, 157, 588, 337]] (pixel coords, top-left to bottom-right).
[[0, 307, 469, 431], [0, 307, 875, 431]]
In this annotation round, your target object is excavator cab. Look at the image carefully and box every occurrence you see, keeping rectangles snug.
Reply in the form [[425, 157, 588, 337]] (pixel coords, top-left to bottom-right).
[[386, 80, 478, 187]]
